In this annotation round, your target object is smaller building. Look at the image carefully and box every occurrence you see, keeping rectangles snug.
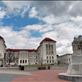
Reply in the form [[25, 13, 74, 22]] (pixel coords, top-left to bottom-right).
[[57, 54, 72, 65]]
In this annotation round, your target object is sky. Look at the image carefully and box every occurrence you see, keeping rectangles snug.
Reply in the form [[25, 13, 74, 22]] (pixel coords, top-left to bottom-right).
[[0, 1, 82, 55]]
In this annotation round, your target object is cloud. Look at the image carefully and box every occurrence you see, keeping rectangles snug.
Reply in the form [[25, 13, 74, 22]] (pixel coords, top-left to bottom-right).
[[0, 18, 82, 55], [2, 1, 82, 17], [0, 9, 6, 19], [42, 14, 56, 24], [0, 26, 30, 49], [3, 1, 31, 11], [24, 24, 43, 31], [1, 1, 82, 56], [29, 7, 38, 18], [0, 25, 42, 49]]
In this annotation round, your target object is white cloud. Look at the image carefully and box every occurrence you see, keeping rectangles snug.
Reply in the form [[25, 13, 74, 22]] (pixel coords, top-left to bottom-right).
[[0, 26, 30, 49], [0, 18, 82, 55], [24, 24, 43, 31], [71, 16, 82, 23], [29, 7, 38, 18], [42, 14, 56, 24], [3, 1, 31, 11], [0, 10, 6, 19], [1, 1, 82, 56], [40, 24, 53, 33], [67, 1, 79, 12], [42, 14, 71, 25]]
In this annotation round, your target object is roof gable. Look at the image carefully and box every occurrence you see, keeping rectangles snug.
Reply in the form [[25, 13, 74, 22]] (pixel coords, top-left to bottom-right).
[[40, 37, 56, 44]]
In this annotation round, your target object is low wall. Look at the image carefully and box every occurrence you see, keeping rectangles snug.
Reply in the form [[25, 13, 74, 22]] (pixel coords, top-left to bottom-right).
[[24, 66, 38, 71], [0, 67, 19, 71]]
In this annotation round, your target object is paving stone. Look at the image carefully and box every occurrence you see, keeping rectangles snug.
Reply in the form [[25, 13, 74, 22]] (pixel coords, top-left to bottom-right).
[[12, 70, 71, 82]]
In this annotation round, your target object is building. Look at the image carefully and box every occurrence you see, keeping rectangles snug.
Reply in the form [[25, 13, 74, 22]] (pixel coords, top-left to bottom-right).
[[4, 37, 57, 66], [57, 54, 72, 65], [0, 36, 6, 66], [37, 38, 57, 65], [5, 49, 38, 66], [5, 49, 20, 66]]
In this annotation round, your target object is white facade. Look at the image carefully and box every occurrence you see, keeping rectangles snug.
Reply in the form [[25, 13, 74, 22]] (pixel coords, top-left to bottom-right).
[[37, 38, 57, 65], [5, 37, 57, 66], [0, 36, 6, 66], [28, 51, 39, 65], [5, 49, 39, 66], [18, 50, 28, 66], [5, 49, 19, 66]]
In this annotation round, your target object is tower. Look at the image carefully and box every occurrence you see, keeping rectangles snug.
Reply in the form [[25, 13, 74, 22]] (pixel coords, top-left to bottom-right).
[[38, 37, 57, 64]]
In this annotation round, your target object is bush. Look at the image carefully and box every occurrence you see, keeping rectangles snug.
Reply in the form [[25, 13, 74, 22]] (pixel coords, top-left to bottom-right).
[[19, 65, 24, 70]]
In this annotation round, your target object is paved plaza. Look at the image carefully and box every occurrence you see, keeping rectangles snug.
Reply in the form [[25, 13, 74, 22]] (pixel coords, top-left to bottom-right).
[[0, 66, 71, 82], [0, 74, 21, 82], [12, 70, 70, 82]]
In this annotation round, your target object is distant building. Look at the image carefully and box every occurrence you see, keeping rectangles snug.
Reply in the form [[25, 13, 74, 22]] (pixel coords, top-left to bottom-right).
[[57, 54, 72, 65], [4, 37, 57, 66]]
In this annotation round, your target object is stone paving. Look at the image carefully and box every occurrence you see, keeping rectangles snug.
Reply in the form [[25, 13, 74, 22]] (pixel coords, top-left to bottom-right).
[[12, 70, 71, 82]]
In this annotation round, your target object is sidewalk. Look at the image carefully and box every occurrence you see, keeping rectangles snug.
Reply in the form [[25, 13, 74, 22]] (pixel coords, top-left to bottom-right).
[[0, 69, 31, 75]]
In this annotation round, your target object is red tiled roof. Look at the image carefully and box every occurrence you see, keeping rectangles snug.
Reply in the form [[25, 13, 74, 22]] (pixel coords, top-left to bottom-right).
[[6, 49, 37, 52], [28, 49, 37, 52], [6, 37, 56, 52], [40, 37, 56, 44]]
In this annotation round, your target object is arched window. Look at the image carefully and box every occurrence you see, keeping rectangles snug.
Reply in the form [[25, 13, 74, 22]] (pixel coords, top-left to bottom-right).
[[23, 60, 24, 63], [20, 60, 22, 63]]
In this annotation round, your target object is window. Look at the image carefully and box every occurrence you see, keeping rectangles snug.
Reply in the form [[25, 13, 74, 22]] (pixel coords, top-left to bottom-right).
[[46, 44, 48, 54], [46, 44, 54, 55], [50, 45, 53, 54], [47, 60, 48, 63], [25, 60, 27, 63], [49, 44, 51, 54], [20, 60, 22, 63], [50, 60, 51, 63], [47, 56, 48, 59], [23, 60, 24, 63]]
